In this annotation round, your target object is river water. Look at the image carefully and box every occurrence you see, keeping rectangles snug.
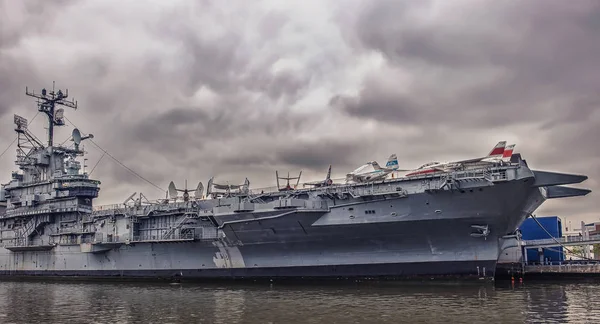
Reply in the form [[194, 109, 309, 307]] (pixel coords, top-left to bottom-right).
[[0, 280, 598, 323]]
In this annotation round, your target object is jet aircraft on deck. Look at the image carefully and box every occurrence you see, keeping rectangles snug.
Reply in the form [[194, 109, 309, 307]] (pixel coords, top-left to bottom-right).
[[303, 165, 333, 188], [404, 141, 515, 177], [346, 154, 400, 183]]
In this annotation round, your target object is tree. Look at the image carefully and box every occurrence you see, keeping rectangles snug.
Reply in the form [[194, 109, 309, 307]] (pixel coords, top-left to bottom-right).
[[571, 246, 584, 255]]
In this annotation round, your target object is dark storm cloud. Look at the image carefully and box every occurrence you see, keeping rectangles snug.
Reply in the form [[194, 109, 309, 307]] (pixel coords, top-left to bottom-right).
[[334, 0, 600, 128], [275, 140, 358, 170], [0, 0, 78, 120], [122, 96, 318, 158], [218, 139, 359, 171], [151, 5, 312, 102], [329, 81, 423, 125], [0, 56, 34, 119], [173, 30, 248, 95], [247, 69, 312, 103], [0, 0, 75, 48]]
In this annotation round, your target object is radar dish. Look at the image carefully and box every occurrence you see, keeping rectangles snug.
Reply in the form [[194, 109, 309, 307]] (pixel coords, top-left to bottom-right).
[[168, 181, 178, 199], [72, 128, 82, 145]]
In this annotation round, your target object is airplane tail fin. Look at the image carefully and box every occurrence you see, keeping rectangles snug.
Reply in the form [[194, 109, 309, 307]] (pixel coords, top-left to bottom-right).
[[242, 178, 250, 193], [326, 164, 332, 180], [501, 144, 515, 162], [371, 161, 382, 170], [487, 141, 506, 158], [385, 154, 399, 170]]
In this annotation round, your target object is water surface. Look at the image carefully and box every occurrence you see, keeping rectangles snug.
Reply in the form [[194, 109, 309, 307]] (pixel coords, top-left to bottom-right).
[[0, 280, 598, 323]]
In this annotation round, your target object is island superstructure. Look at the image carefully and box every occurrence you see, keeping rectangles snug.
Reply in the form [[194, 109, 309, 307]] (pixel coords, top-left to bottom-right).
[[0, 85, 591, 280]]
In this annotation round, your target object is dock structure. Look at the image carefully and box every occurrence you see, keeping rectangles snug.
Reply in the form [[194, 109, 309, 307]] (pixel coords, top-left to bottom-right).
[[521, 224, 600, 264], [518, 233, 600, 279], [497, 220, 600, 281], [524, 264, 600, 279]]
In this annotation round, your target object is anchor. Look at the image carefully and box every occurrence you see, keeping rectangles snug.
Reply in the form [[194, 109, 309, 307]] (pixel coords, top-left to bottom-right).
[[470, 224, 490, 239]]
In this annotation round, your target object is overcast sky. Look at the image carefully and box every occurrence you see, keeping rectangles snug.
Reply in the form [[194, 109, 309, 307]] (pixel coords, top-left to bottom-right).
[[1, 0, 598, 225]]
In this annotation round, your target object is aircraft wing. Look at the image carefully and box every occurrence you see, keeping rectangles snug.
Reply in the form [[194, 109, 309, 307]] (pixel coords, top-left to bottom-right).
[[451, 157, 485, 164], [428, 165, 447, 171], [303, 180, 322, 186], [345, 173, 362, 183], [213, 183, 242, 190], [431, 162, 462, 171], [371, 161, 382, 170], [448, 141, 508, 165]]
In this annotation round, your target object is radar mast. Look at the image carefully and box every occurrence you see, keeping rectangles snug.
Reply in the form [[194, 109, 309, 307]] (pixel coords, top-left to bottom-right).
[[25, 81, 77, 147], [14, 83, 93, 183]]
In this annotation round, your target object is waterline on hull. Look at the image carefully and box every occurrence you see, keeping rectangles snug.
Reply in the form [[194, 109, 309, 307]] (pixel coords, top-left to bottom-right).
[[0, 260, 497, 282]]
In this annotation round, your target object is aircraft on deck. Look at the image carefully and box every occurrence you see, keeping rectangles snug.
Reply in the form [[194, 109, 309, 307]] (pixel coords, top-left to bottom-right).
[[206, 177, 250, 197], [276, 171, 302, 191], [404, 141, 515, 177], [345, 154, 400, 183], [303, 165, 333, 188], [167, 180, 203, 202], [481, 144, 515, 163]]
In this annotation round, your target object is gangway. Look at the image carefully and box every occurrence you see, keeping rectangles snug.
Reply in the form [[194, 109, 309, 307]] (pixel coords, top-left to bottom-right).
[[523, 234, 600, 249]]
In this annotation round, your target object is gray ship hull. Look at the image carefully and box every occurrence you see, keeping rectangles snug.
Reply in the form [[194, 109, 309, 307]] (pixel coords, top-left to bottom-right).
[[0, 232, 499, 280], [0, 180, 537, 280], [0, 170, 588, 281]]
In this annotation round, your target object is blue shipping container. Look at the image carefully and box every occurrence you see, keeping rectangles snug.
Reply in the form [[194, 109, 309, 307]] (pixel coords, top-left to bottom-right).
[[519, 216, 564, 263]]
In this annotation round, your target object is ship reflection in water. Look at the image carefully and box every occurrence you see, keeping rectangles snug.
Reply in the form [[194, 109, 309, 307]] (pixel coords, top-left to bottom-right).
[[0, 281, 599, 323]]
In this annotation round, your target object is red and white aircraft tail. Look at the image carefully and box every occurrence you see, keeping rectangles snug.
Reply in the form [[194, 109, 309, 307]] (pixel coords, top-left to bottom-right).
[[501, 144, 515, 162], [480, 142, 515, 163], [487, 141, 506, 159], [459, 141, 507, 164]]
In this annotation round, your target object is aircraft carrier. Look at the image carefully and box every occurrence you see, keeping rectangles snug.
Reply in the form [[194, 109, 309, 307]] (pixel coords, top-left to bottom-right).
[[0, 85, 592, 281]]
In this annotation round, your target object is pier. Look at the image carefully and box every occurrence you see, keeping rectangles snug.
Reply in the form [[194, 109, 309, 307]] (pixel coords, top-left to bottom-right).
[[511, 233, 600, 280], [524, 263, 600, 279]]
